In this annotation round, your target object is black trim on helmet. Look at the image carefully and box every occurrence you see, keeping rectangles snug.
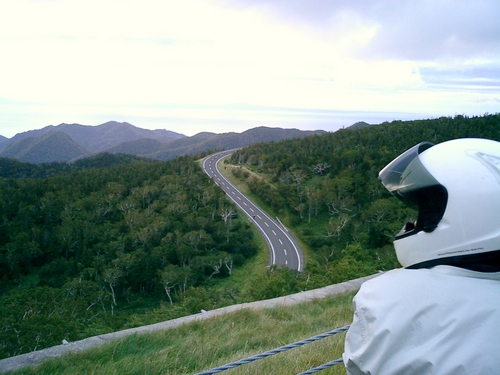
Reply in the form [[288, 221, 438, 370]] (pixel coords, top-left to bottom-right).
[[407, 249, 500, 272]]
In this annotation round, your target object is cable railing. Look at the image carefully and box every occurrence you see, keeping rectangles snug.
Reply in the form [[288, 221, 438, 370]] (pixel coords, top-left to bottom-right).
[[193, 325, 350, 375]]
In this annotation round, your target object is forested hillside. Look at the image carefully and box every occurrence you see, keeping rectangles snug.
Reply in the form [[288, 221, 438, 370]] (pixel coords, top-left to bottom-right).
[[0, 153, 155, 179], [228, 114, 500, 284], [0, 156, 258, 359]]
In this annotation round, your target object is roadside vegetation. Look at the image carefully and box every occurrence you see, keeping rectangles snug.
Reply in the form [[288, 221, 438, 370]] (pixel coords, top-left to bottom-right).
[[7, 290, 356, 375], [1, 113, 499, 361]]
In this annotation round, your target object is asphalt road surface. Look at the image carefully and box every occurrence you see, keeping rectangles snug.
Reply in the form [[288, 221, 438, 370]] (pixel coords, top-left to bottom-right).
[[202, 150, 303, 271]]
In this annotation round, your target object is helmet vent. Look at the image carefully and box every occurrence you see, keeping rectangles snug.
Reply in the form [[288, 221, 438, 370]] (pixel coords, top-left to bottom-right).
[[467, 150, 500, 185]]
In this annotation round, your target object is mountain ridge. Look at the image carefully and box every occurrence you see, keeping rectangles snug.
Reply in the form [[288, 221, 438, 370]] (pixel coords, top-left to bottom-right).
[[0, 131, 90, 163], [1, 121, 185, 152], [0, 122, 325, 164]]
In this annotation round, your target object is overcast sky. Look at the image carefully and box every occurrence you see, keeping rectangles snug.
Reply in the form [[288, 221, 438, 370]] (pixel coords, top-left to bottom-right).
[[1, 0, 499, 138]]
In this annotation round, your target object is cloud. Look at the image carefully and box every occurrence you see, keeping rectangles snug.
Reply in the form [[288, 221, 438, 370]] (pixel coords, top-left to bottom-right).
[[0, 0, 499, 138], [420, 64, 500, 89], [360, 1, 500, 61], [221, 0, 500, 61], [219, 0, 500, 106]]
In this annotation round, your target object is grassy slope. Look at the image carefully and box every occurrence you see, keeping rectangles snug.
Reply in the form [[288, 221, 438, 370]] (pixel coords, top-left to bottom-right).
[[10, 290, 355, 375]]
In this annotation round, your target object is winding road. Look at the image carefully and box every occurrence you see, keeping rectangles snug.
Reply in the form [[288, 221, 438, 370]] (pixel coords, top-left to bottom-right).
[[202, 150, 303, 272]]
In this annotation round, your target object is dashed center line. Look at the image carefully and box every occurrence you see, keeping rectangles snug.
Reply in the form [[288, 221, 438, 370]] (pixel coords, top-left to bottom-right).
[[204, 152, 302, 272]]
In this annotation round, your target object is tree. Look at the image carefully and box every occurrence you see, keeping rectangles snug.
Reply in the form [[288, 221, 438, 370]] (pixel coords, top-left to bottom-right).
[[159, 265, 182, 305], [219, 206, 235, 243], [313, 162, 330, 175], [102, 267, 123, 311], [325, 214, 350, 240]]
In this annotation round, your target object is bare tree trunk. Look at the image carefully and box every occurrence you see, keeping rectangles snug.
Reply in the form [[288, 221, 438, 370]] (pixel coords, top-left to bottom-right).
[[109, 282, 117, 307], [164, 286, 173, 305]]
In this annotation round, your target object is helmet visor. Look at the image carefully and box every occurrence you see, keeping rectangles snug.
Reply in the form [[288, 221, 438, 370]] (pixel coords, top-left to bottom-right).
[[379, 141, 448, 237], [378, 142, 435, 201]]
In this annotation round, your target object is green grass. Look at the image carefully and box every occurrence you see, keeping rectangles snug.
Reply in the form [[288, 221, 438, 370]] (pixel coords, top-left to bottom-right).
[[10, 290, 355, 375]]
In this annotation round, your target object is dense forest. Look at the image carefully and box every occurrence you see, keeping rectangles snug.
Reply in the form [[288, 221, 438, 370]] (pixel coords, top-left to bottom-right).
[[0, 154, 258, 358], [1, 113, 499, 359], [0, 152, 156, 179]]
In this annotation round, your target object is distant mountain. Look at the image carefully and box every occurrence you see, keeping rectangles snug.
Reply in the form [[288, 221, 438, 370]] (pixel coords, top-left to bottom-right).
[[0, 121, 326, 164], [106, 138, 165, 156], [149, 132, 218, 159], [0, 131, 90, 163], [4, 121, 185, 153], [151, 127, 325, 160], [0, 135, 7, 146]]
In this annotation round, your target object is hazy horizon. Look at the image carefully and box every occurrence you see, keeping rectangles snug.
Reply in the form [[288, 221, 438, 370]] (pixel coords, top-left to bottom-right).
[[0, 106, 443, 139]]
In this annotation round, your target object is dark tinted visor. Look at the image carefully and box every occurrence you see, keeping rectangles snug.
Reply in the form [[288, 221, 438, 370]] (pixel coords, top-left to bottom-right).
[[378, 142, 435, 201]]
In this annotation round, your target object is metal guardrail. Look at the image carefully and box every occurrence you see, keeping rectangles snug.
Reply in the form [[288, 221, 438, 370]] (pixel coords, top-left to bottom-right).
[[193, 325, 350, 375]]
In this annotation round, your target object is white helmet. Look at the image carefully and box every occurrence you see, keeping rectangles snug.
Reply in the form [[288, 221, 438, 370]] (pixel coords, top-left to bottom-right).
[[379, 138, 500, 270]]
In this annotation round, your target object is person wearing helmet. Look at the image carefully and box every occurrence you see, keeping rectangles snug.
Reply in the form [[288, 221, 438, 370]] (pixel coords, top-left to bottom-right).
[[343, 138, 500, 375]]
